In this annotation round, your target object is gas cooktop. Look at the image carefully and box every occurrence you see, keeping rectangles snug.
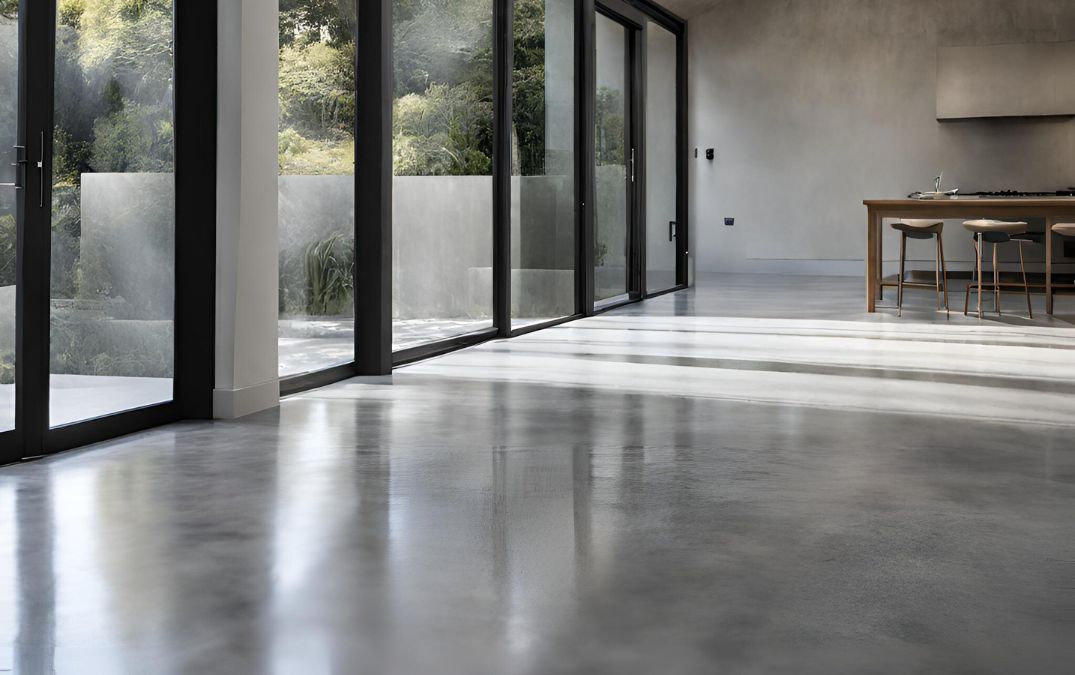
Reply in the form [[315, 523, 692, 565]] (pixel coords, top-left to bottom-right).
[[969, 189, 1075, 197], [907, 188, 1075, 199]]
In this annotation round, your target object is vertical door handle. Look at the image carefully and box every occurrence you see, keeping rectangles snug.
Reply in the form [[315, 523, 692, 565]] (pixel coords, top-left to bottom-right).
[[37, 131, 44, 208], [629, 148, 635, 183], [669, 220, 676, 242]]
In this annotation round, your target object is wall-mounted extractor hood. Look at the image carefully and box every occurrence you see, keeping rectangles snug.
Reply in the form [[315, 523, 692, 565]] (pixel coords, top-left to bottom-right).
[[936, 40, 1075, 120]]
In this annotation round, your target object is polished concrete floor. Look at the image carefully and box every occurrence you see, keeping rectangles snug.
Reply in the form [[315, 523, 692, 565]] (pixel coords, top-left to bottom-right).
[[279, 318, 501, 377], [2, 274, 1074, 674]]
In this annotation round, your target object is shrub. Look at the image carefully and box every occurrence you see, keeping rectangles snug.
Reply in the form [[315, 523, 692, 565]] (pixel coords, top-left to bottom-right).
[[304, 231, 354, 316]]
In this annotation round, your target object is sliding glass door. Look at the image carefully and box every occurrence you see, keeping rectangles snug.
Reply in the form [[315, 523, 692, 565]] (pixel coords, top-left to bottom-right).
[[644, 20, 678, 294], [592, 3, 684, 306], [0, 3, 20, 443], [48, 0, 176, 427], [593, 10, 633, 306], [0, 0, 210, 463], [510, 0, 577, 330], [277, 1, 357, 379], [391, 0, 495, 354]]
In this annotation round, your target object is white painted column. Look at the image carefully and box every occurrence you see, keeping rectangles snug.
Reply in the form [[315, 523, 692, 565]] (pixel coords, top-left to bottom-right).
[[214, 0, 280, 418]]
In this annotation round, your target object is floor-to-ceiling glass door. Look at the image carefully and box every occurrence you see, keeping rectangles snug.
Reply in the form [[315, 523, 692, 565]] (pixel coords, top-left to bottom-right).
[[643, 19, 678, 295], [0, 2, 23, 463], [0, 0, 200, 463], [47, 0, 177, 428], [391, 0, 496, 356], [510, 0, 578, 332], [593, 10, 636, 307], [277, 0, 357, 381]]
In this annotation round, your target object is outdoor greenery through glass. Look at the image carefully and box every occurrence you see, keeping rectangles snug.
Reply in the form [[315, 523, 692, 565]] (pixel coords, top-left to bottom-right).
[[49, 0, 176, 426], [511, 0, 576, 327], [391, 0, 495, 350], [278, 0, 357, 377], [593, 12, 628, 301], [0, 0, 18, 431]]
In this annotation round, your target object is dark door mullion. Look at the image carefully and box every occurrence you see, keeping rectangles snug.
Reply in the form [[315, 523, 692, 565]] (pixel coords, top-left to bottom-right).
[[16, 0, 57, 459], [675, 23, 687, 287], [492, 0, 512, 338], [629, 23, 644, 300], [578, 0, 595, 316]]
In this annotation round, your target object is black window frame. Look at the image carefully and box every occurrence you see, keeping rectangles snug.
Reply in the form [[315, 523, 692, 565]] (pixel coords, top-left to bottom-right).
[[3, 0, 686, 458], [290, 0, 687, 388], [1, 0, 216, 464]]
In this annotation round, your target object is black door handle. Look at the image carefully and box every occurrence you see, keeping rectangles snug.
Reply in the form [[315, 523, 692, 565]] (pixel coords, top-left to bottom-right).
[[669, 220, 676, 242]]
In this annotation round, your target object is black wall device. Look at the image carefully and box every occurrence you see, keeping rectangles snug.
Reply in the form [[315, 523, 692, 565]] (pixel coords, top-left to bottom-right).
[[705, 148, 715, 160]]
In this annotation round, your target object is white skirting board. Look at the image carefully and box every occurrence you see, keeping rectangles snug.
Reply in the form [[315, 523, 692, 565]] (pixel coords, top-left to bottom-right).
[[213, 378, 280, 419]]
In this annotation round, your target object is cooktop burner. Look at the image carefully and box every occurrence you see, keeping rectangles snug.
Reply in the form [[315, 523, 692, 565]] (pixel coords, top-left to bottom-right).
[[970, 189, 1075, 197]]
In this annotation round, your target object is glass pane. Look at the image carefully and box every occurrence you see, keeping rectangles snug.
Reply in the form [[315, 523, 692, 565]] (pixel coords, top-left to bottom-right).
[[392, 0, 494, 351], [511, 0, 576, 329], [645, 22, 676, 293], [49, 0, 175, 427], [0, 6, 17, 433], [278, 1, 357, 378], [594, 13, 628, 303]]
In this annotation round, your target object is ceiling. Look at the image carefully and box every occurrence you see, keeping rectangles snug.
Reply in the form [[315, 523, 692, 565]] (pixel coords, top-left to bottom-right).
[[656, 0, 723, 20]]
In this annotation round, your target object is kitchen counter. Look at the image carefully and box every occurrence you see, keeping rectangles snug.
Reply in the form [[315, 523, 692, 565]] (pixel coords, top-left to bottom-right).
[[863, 198, 1075, 314]]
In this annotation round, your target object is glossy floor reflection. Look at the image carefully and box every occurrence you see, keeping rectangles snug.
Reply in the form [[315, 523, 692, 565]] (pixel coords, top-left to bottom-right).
[[1, 274, 1074, 674]]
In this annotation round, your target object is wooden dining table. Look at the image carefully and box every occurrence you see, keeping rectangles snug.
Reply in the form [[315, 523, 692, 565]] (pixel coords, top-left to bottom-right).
[[864, 198, 1075, 314]]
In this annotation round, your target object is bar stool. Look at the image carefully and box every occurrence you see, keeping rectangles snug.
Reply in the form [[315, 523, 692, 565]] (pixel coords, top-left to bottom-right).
[[962, 219, 1032, 319], [890, 219, 948, 317], [1048, 222, 1075, 309]]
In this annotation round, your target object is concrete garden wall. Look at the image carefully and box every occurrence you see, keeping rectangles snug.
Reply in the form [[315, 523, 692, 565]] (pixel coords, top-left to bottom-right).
[[280, 174, 583, 319]]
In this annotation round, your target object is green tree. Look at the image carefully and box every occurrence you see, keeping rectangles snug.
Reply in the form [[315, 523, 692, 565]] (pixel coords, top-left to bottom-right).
[[512, 0, 546, 176], [278, 0, 355, 175], [280, 0, 355, 48]]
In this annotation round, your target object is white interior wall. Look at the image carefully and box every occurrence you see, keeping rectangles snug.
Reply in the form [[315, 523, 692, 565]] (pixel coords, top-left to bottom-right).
[[215, 0, 280, 419], [688, 0, 1075, 277]]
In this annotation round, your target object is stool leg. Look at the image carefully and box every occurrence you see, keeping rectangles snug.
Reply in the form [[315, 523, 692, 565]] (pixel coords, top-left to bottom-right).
[[966, 233, 977, 316], [933, 234, 942, 310], [938, 232, 950, 318], [977, 234, 983, 319], [897, 232, 906, 317], [1019, 241, 1032, 319], [993, 241, 1001, 315], [1046, 225, 1053, 314]]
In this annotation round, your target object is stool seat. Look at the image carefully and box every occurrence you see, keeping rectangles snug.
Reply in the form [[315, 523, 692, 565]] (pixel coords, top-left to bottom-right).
[[963, 219, 1028, 235], [1052, 223, 1075, 237], [891, 220, 943, 237]]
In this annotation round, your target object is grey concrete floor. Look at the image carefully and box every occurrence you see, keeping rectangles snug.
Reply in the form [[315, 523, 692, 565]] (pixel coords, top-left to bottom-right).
[[1, 274, 1074, 674], [278, 318, 497, 377]]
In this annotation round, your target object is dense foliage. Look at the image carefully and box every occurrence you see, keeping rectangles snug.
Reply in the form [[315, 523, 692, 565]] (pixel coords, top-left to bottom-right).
[[278, 0, 356, 174], [278, 0, 553, 317], [279, 0, 552, 177], [51, 0, 175, 306]]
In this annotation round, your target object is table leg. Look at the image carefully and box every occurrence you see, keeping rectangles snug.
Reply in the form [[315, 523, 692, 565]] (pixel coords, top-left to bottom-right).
[[867, 210, 878, 312], [1046, 217, 1054, 315], [876, 214, 884, 301]]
